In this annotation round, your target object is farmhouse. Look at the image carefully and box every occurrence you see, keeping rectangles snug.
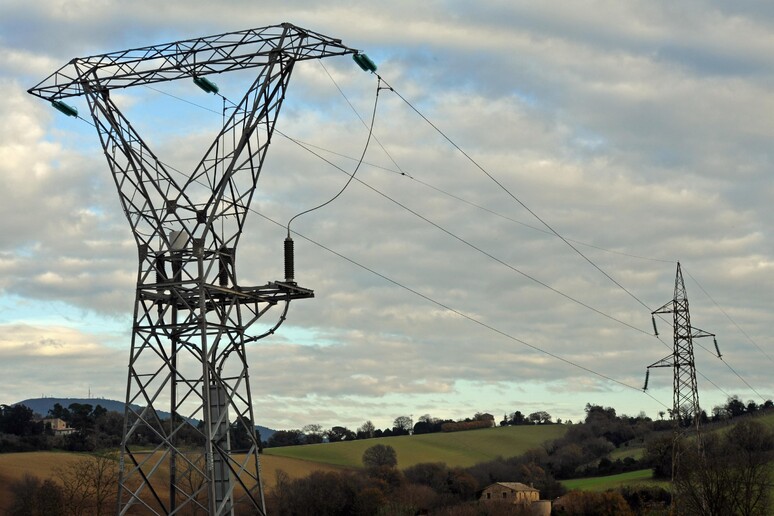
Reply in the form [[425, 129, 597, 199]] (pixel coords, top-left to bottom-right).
[[479, 482, 539, 504], [478, 413, 496, 427], [40, 417, 77, 435]]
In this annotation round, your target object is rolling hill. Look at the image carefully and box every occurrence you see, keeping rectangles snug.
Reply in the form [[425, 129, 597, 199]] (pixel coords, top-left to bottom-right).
[[264, 424, 568, 469], [0, 423, 569, 509]]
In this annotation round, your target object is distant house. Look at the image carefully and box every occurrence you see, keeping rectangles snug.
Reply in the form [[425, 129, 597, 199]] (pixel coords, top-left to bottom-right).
[[40, 417, 77, 435], [480, 482, 539, 505], [478, 413, 496, 427]]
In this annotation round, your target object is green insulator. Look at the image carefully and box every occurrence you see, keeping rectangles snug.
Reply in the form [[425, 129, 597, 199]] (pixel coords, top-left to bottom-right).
[[193, 75, 219, 94], [353, 53, 377, 73], [360, 53, 377, 72], [51, 100, 78, 117], [352, 53, 368, 71]]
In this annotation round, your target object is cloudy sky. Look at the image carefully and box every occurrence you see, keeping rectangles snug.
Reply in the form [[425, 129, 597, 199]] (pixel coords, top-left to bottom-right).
[[1, 1, 772, 431]]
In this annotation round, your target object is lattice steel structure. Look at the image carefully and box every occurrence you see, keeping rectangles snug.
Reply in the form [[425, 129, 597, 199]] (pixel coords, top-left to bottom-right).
[[647, 262, 717, 430], [29, 24, 358, 515]]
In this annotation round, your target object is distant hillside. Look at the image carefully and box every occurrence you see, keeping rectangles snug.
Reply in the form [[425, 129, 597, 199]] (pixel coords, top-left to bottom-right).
[[15, 397, 276, 441], [18, 397, 131, 418]]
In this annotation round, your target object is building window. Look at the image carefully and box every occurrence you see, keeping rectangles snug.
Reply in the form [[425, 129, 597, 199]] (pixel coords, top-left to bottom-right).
[[503, 492, 507, 498], [486, 493, 491, 499]]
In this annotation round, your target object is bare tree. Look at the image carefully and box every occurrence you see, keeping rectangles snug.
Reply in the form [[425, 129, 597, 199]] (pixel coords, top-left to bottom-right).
[[266, 469, 293, 514], [8, 474, 64, 516], [178, 453, 208, 515], [675, 420, 773, 516], [727, 420, 773, 516], [54, 452, 119, 516], [303, 423, 324, 444], [358, 420, 376, 439], [393, 415, 413, 434]]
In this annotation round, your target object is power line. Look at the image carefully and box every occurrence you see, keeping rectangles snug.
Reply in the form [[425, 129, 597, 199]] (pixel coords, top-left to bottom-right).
[[286, 76, 383, 233], [683, 267, 773, 365], [69, 77, 741, 411], [309, 70, 683, 337], [72, 89, 667, 408], [279, 129, 654, 337], [376, 75, 661, 317], [318, 61, 410, 178], [253, 207, 671, 411], [141, 79, 756, 405], [672, 266, 770, 403], [280, 131, 754, 405], [318, 62, 675, 268], [86, 108, 667, 410], [365, 75, 770, 405], [282, 136, 675, 264]]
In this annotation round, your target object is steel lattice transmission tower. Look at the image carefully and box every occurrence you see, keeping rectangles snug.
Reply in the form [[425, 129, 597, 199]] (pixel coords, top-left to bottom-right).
[[645, 262, 719, 431], [29, 24, 360, 515]]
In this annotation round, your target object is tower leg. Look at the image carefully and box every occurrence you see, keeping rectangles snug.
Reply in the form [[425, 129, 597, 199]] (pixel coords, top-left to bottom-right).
[[209, 383, 233, 514]]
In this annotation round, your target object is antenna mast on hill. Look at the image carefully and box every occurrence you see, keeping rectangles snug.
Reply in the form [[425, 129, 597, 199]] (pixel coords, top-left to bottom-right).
[[30, 24, 361, 515]]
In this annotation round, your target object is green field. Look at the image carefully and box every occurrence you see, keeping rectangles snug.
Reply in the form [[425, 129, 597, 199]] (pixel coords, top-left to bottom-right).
[[561, 469, 668, 492], [264, 424, 567, 469], [609, 443, 645, 461]]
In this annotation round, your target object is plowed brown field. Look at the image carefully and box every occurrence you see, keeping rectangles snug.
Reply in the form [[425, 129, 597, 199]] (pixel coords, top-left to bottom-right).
[[0, 451, 348, 512]]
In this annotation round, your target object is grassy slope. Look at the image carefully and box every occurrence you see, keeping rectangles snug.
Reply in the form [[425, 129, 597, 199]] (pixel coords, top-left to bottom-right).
[[567, 412, 774, 492], [561, 469, 669, 492], [264, 424, 568, 469]]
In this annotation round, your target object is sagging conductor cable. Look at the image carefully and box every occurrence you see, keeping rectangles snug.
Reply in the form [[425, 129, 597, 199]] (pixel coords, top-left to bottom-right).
[[283, 76, 384, 281]]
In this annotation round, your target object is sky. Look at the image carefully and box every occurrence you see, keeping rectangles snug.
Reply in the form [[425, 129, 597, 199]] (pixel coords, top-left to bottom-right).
[[1, 0, 772, 432]]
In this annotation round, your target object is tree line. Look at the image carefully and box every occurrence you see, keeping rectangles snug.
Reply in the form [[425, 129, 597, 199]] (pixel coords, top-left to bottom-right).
[[265, 394, 773, 451], [265, 412, 499, 448], [0, 402, 123, 453], [2, 395, 771, 453]]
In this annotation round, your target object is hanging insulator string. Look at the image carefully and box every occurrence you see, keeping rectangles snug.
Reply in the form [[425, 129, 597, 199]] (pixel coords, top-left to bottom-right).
[[284, 236, 295, 283]]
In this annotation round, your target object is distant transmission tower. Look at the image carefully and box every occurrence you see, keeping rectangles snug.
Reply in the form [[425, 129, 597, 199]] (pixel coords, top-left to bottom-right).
[[644, 262, 720, 515], [645, 262, 719, 431], [30, 24, 365, 515]]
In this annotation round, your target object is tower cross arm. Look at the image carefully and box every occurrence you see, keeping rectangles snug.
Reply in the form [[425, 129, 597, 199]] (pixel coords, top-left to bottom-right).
[[651, 300, 675, 315], [648, 354, 674, 369], [690, 327, 715, 339], [28, 22, 357, 101]]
